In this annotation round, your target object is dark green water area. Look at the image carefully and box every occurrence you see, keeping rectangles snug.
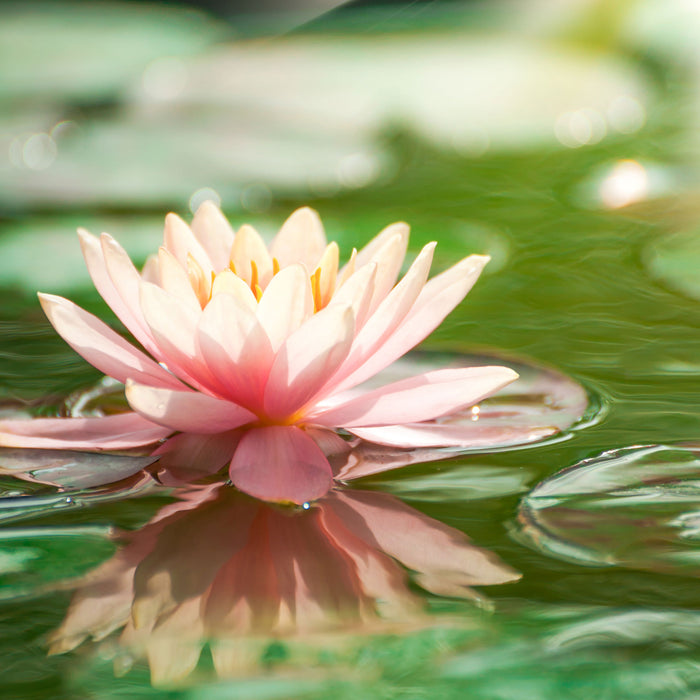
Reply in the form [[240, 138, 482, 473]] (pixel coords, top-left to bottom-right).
[[3, 1, 700, 698]]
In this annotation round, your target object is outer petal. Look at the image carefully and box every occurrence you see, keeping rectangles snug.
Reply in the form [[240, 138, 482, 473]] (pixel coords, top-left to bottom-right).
[[229, 426, 333, 504], [269, 207, 326, 271], [190, 201, 235, 270], [352, 221, 409, 272], [309, 366, 519, 428], [0, 412, 171, 450], [263, 304, 355, 420], [139, 282, 218, 395], [78, 229, 159, 356], [38, 293, 184, 390], [256, 264, 314, 352], [334, 254, 490, 393], [125, 381, 256, 434], [360, 231, 411, 316]]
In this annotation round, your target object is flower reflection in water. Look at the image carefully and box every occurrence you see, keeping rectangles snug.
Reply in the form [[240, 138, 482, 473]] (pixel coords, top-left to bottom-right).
[[49, 481, 519, 684]]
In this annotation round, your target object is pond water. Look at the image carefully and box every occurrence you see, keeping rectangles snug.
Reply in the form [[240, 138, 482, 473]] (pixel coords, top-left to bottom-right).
[[3, 1, 700, 698]]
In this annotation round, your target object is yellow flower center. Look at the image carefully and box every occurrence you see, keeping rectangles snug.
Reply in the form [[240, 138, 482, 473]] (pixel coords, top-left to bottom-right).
[[186, 238, 345, 312]]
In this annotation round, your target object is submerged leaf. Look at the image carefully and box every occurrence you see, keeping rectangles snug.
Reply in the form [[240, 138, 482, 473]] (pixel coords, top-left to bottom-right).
[[518, 444, 700, 575]]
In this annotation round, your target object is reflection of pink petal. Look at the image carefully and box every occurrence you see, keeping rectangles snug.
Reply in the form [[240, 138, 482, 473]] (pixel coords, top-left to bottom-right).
[[0, 412, 170, 450], [50, 483, 520, 682], [319, 501, 423, 619], [229, 426, 333, 504], [329, 490, 521, 595]]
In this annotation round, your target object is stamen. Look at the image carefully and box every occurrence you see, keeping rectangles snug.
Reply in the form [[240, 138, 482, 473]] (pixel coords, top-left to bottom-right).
[[250, 260, 259, 293], [311, 267, 322, 312], [254, 284, 264, 302], [229, 260, 237, 275], [272, 257, 280, 276]]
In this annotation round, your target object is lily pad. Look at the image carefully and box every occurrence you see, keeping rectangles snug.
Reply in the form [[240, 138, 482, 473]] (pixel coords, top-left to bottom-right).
[[0, 114, 389, 209], [0, 3, 222, 102], [517, 444, 700, 575], [0, 217, 163, 293], [643, 228, 700, 302], [0, 448, 158, 489], [157, 34, 650, 153]]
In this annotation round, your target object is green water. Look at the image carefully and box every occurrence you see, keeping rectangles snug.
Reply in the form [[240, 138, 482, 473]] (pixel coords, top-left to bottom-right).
[[3, 2, 700, 698]]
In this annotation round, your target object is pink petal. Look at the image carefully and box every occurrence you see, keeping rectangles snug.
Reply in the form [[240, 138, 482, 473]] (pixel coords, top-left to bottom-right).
[[349, 422, 556, 449], [353, 221, 409, 271], [196, 292, 273, 410], [0, 412, 171, 450], [140, 254, 160, 284], [139, 282, 217, 394], [309, 366, 519, 428], [263, 304, 355, 421], [327, 490, 521, 589], [156, 247, 201, 312], [151, 432, 239, 485], [230, 224, 273, 287], [361, 230, 411, 316], [163, 213, 213, 273], [269, 207, 327, 270], [256, 264, 313, 352], [334, 254, 490, 393], [190, 201, 235, 270], [125, 381, 256, 434], [78, 229, 159, 357], [38, 293, 184, 390], [329, 242, 435, 391], [210, 269, 258, 309], [229, 426, 333, 504], [328, 261, 377, 329]]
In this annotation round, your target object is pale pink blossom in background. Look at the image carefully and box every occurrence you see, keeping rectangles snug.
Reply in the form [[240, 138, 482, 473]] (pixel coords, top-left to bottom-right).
[[49, 484, 520, 684], [0, 204, 517, 503]]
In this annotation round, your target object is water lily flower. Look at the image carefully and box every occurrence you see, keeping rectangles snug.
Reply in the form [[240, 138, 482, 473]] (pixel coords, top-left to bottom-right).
[[49, 484, 520, 684], [0, 204, 517, 503]]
